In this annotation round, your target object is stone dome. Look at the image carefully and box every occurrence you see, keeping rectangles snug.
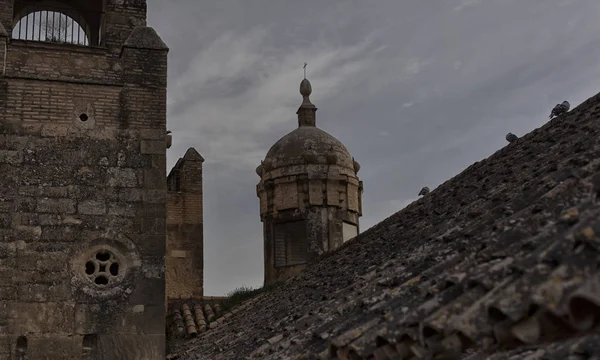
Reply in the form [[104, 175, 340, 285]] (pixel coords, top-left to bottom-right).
[[263, 126, 354, 171], [259, 76, 360, 174]]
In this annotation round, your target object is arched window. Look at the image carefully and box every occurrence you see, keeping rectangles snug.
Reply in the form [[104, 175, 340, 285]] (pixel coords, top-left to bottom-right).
[[13, 10, 89, 45], [11, 1, 104, 46]]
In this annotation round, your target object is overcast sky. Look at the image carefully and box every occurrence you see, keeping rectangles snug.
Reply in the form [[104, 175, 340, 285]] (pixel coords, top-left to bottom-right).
[[148, 0, 600, 295]]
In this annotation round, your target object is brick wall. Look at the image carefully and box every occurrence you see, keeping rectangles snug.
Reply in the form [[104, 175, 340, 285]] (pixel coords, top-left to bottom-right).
[[0, 0, 170, 358], [166, 148, 204, 300], [5, 42, 122, 84]]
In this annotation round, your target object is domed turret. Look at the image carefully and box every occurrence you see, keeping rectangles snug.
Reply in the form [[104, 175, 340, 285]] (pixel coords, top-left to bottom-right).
[[262, 127, 355, 171], [256, 75, 363, 285]]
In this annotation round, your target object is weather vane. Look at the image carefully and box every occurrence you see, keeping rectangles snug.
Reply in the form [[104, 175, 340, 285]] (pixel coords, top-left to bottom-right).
[[303, 62, 307, 79]]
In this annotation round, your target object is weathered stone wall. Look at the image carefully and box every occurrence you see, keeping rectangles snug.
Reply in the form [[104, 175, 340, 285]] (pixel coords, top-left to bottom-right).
[[166, 149, 204, 300], [258, 163, 362, 285], [0, 1, 168, 359]]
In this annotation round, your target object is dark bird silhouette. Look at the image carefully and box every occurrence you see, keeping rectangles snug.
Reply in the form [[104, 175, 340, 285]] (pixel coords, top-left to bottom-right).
[[549, 101, 570, 119], [506, 133, 519, 143]]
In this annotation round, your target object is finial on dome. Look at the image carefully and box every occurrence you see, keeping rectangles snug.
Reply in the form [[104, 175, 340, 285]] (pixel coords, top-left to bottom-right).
[[300, 78, 312, 97], [300, 62, 313, 98], [297, 63, 317, 127]]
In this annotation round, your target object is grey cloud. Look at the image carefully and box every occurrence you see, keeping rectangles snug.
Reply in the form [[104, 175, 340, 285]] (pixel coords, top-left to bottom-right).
[[149, 0, 600, 295]]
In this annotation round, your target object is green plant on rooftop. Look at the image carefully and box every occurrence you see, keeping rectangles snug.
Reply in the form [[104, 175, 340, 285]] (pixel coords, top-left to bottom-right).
[[220, 283, 281, 313]]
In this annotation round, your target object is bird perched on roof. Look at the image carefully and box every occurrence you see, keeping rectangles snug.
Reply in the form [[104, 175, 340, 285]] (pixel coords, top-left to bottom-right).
[[506, 133, 519, 143], [549, 101, 570, 119], [418, 187, 430, 196]]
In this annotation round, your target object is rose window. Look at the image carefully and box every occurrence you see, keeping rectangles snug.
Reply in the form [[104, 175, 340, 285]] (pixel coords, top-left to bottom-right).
[[84, 250, 121, 286]]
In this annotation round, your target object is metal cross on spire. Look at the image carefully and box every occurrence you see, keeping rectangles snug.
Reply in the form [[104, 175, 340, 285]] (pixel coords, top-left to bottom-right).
[[303, 62, 307, 79]]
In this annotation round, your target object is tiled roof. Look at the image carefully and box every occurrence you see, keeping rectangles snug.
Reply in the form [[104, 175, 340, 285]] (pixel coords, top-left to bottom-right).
[[169, 91, 600, 360], [167, 297, 228, 344]]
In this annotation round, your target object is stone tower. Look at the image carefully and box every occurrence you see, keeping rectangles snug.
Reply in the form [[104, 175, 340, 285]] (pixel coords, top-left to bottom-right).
[[166, 148, 205, 301], [0, 0, 168, 359], [256, 77, 363, 285]]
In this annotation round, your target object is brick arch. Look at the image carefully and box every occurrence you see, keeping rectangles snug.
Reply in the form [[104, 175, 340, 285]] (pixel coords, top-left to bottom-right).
[[11, 0, 104, 46]]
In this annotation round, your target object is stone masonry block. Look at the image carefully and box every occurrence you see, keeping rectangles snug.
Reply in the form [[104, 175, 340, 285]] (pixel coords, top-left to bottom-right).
[[0, 150, 22, 165], [25, 335, 81, 360], [140, 129, 165, 140], [17, 252, 70, 272], [107, 202, 136, 217], [14, 198, 36, 212], [36, 198, 76, 214], [17, 283, 70, 302], [8, 302, 75, 334], [116, 305, 165, 335], [144, 168, 165, 189], [96, 334, 165, 359], [143, 189, 166, 203], [13, 225, 42, 241], [141, 216, 165, 235], [107, 168, 138, 188], [41, 124, 69, 137], [0, 215, 8, 229], [141, 139, 165, 154], [0, 200, 11, 213], [117, 188, 143, 202], [38, 187, 70, 198], [77, 200, 106, 215]]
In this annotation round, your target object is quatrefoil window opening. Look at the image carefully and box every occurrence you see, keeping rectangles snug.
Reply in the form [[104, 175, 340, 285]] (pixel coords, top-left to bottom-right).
[[84, 251, 120, 286]]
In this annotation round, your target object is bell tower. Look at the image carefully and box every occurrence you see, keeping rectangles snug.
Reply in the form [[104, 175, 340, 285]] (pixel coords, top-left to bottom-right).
[[0, 0, 168, 358]]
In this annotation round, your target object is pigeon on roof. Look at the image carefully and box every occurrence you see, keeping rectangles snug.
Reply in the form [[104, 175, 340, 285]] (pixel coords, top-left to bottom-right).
[[505, 132, 519, 143], [549, 100, 570, 119], [418, 187, 430, 196]]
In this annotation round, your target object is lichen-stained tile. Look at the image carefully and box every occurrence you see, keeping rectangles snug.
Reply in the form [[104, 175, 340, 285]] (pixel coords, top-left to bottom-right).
[[420, 286, 488, 342], [446, 276, 516, 344], [567, 270, 600, 329], [487, 263, 555, 323], [329, 317, 381, 354], [435, 255, 481, 290], [344, 324, 391, 358], [409, 283, 465, 323], [464, 257, 514, 290], [566, 334, 600, 358], [530, 249, 597, 317], [486, 334, 600, 360]]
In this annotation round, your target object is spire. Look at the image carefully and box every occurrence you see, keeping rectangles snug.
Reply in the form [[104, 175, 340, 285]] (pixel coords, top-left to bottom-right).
[[297, 63, 317, 127]]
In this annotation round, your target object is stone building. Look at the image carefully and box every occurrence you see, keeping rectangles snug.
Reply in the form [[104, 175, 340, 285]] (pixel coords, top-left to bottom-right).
[[256, 77, 363, 285], [0, 0, 169, 358]]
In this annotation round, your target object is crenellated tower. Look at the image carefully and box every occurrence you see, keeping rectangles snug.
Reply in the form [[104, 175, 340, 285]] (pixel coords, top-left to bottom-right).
[[166, 148, 205, 301], [256, 77, 363, 285]]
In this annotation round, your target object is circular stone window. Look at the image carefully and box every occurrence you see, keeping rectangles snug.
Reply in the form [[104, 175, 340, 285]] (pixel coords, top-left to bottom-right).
[[84, 250, 122, 286]]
